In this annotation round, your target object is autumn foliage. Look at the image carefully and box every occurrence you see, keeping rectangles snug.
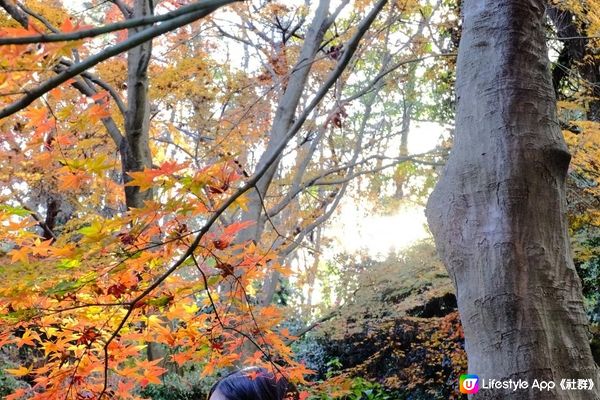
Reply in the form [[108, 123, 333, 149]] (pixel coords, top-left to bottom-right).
[[0, 0, 325, 398], [0, 0, 443, 396], [0, 0, 598, 399]]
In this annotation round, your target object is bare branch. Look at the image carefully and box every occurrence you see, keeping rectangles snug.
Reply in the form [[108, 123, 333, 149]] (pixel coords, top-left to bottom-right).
[[342, 52, 457, 103], [312, 156, 444, 186], [0, 0, 242, 120], [549, 35, 600, 41], [210, 20, 253, 46], [1, 0, 235, 45], [285, 310, 338, 344], [0, 0, 28, 27], [17, 2, 58, 32], [109, 0, 132, 17], [325, 0, 350, 26]]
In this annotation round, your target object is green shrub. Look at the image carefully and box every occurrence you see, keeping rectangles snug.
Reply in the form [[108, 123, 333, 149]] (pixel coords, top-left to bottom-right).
[[139, 372, 212, 400], [345, 378, 393, 400], [0, 367, 30, 398]]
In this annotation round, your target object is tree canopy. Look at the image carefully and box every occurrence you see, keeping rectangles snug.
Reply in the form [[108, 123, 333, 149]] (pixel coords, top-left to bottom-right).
[[0, 0, 598, 399]]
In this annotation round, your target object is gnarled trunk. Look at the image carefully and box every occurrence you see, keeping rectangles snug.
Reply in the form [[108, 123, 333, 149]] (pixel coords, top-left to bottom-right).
[[426, 1, 600, 398]]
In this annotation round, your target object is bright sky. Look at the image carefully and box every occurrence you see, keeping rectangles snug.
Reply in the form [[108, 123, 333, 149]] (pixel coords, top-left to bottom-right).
[[326, 121, 444, 259], [327, 202, 429, 258]]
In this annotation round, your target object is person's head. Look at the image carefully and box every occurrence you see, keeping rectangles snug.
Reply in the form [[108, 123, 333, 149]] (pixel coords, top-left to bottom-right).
[[208, 367, 296, 400]]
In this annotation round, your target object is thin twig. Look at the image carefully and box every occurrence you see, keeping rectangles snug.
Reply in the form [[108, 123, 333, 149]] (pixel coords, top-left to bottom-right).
[[97, 1, 389, 396], [2, 0, 232, 45], [0, 0, 242, 119]]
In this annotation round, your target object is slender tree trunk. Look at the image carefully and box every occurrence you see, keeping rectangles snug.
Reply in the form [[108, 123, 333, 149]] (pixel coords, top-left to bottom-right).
[[426, 1, 600, 399], [124, 0, 154, 209], [237, 0, 331, 309], [241, 0, 331, 242], [393, 86, 411, 199], [122, 0, 163, 364]]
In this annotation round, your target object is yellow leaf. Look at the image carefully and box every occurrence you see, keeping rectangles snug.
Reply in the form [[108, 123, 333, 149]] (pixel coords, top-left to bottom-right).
[[78, 220, 108, 243], [233, 193, 249, 211], [5, 365, 31, 377]]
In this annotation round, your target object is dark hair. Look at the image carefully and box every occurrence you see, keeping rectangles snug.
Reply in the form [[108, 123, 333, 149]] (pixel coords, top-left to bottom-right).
[[208, 367, 297, 400]]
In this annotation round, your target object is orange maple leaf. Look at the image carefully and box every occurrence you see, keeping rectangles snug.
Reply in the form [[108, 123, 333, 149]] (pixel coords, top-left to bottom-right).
[[0, 26, 36, 37], [16, 329, 40, 348], [126, 170, 156, 191], [170, 352, 192, 367], [5, 388, 29, 400], [58, 170, 89, 191], [60, 18, 75, 33], [155, 160, 189, 175], [87, 103, 111, 121], [23, 107, 47, 127], [137, 359, 167, 386], [126, 161, 188, 191], [298, 391, 310, 400], [223, 220, 255, 236], [9, 246, 29, 264]]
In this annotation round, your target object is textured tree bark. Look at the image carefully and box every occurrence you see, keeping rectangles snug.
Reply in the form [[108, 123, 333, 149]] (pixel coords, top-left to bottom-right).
[[123, 0, 163, 363], [425, 1, 600, 399]]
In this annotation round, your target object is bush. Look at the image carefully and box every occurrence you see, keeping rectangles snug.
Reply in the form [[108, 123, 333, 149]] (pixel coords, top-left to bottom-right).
[[0, 365, 30, 398], [139, 372, 213, 400], [345, 378, 394, 400]]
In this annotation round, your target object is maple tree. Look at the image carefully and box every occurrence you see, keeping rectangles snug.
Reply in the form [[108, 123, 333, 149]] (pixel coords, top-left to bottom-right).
[[0, 0, 455, 399]]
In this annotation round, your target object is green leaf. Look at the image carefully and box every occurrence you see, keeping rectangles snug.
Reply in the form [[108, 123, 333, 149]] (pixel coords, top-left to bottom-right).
[[0, 205, 32, 217], [46, 279, 82, 296], [56, 259, 80, 270], [206, 275, 221, 286], [147, 295, 172, 308]]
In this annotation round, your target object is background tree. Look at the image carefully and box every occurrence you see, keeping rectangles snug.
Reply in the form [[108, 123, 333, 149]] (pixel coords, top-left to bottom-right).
[[549, 1, 600, 347]]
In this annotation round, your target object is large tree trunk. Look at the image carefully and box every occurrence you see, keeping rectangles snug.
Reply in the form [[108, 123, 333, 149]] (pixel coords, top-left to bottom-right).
[[425, 1, 600, 399]]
